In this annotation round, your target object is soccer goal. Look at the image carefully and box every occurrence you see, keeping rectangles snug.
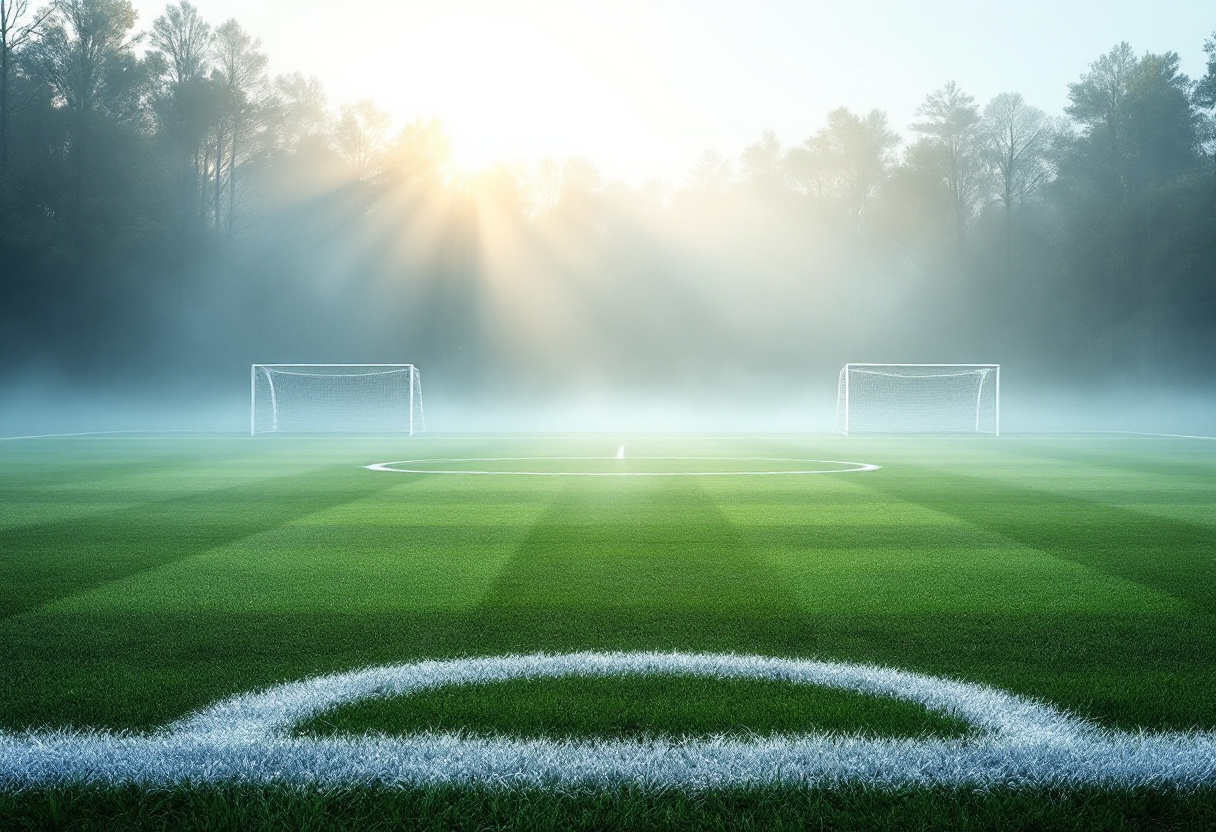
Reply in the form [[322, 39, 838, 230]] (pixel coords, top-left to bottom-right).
[[835, 364, 999, 435], [251, 364, 425, 435]]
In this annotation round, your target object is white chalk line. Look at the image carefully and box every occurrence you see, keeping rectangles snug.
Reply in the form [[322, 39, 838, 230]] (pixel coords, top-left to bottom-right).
[[366, 457, 881, 476], [0, 430, 236, 441], [1080, 430, 1216, 441], [2, 652, 1214, 790]]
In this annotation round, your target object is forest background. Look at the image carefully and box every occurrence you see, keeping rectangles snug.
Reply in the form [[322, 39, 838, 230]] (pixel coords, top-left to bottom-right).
[[1, 0, 1214, 424]]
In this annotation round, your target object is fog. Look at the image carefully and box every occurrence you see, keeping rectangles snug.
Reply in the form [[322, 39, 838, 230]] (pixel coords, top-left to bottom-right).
[[1, 4, 1214, 437]]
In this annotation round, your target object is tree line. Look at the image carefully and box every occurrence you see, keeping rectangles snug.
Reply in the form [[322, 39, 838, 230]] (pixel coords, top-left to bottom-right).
[[1, 0, 1214, 398]]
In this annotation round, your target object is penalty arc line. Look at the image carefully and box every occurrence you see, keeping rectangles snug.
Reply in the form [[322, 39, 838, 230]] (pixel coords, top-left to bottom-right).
[[2, 651, 1215, 791], [364, 457, 882, 476]]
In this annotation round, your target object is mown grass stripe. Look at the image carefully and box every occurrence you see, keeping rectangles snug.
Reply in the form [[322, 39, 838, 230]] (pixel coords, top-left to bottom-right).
[[0, 454, 282, 533], [0, 466, 417, 620], [992, 442, 1216, 489], [856, 466, 1216, 615], [477, 476, 802, 616]]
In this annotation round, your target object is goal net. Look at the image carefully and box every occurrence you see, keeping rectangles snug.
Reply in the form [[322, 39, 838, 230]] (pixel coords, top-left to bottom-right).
[[251, 365, 425, 435], [835, 364, 999, 435]]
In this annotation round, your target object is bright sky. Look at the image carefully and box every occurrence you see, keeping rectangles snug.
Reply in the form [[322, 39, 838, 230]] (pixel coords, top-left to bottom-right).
[[130, 0, 1215, 182]]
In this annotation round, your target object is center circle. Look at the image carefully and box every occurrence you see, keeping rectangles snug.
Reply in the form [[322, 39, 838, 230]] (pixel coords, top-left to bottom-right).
[[365, 457, 880, 476]]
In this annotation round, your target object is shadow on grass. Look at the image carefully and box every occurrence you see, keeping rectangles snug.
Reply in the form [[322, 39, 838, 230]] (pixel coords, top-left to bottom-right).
[[2, 783, 1214, 832]]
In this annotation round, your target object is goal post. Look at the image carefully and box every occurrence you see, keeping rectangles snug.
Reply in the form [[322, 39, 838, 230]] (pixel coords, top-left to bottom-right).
[[250, 364, 425, 435], [835, 364, 999, 436]]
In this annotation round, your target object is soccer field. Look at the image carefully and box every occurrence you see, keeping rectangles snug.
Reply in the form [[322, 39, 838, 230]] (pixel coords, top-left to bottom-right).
[[2, 431, 1214, 828]]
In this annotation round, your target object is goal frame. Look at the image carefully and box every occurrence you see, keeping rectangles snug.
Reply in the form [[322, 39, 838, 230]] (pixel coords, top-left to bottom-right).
[[250, 364, 425, 436], [837, 363, 999, 436]]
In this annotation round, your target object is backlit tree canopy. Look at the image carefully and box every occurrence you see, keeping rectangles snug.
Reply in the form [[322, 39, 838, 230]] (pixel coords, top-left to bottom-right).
[[0, 7, 1213, 395]]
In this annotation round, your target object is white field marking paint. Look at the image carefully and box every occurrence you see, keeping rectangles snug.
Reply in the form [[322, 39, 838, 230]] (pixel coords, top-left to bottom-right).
[[0, 430, 147, 441], [364, 457, 881, 476], [0, 429, 235, 441], [2, 652, 1215, 790], [1081, 430, 1216, 441]]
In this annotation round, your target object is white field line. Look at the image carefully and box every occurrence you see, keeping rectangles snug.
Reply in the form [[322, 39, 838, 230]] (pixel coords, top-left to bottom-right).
[[1080, 430, 1216, 441], [2, 652, 1214, 790], [0, 429, 165, 441], [365, 458, 881, 476], [0, 430, 235, 441]]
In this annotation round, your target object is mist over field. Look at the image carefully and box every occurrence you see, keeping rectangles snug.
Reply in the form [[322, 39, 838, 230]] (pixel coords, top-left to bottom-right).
[[1, 1, 1214, 434]]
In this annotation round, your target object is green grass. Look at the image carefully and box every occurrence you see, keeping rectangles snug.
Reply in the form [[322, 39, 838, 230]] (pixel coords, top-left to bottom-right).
[[294, 674, 974, 740], [3, 784, 1215, 831], [2, 431, 1215, 827]]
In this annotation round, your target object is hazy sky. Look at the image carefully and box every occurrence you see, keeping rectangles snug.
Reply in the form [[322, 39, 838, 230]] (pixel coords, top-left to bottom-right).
[[129, 0, 1214, 182]]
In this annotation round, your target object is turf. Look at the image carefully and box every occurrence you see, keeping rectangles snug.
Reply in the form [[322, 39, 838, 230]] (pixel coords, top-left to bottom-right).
[[1, 431, 1214, 826], [293, 674, 975, 740], [3, 784, 1216, 831]]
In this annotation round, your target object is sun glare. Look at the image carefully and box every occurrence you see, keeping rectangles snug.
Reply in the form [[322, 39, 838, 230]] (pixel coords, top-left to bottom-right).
[[402, 16, 588, 174], [354, 6, 671, 180]]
